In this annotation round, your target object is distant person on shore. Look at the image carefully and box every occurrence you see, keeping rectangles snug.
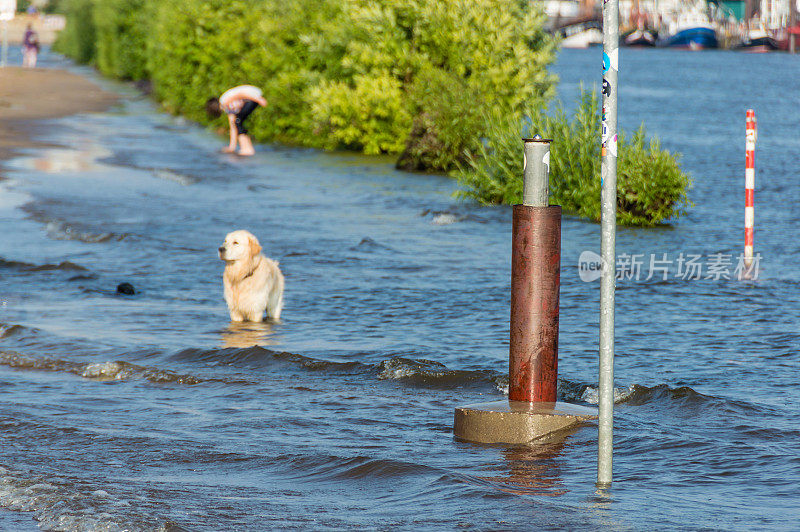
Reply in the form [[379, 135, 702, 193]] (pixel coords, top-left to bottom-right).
[[205, 85, 267, 156], [22, 24, 40, 69]]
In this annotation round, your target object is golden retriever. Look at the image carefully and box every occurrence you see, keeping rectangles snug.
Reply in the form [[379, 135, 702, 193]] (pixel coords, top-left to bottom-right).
[[218, 230, 284, 322]]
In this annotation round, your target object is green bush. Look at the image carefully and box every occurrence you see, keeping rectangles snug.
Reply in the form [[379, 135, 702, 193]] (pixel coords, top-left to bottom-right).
[[396, 65, 485, 171], [393, 0, 558, 171], [310, 73, 412, 154], [53, 0, 691, 225], [52, 0, 96, 65], [56, 0, 556, 169], [93, 0, 151, 80], [456, 88, 692, 226]]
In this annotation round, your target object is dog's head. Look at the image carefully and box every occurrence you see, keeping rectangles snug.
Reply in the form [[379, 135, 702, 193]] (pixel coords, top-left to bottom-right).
[[218, 230, 262, 263]]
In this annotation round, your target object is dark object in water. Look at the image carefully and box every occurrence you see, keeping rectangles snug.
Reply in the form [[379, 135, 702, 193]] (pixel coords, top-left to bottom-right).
[[116, 282, 136, 295]]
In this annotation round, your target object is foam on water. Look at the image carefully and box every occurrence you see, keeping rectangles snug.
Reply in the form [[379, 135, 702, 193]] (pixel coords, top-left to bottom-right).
[[0, 465, 179, 532], [431, 213, 460, 226], [0, 352, 204, 385]]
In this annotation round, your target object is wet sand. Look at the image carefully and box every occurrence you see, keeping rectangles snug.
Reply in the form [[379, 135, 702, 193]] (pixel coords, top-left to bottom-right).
[[0, 66, 118, 164]]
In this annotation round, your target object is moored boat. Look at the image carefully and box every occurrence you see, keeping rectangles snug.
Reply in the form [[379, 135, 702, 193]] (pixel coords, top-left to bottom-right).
[[622, 27, 657, 46], [554, 17, 604, 48], [659, 9, 719, 49], [733, 28, 779, 52]]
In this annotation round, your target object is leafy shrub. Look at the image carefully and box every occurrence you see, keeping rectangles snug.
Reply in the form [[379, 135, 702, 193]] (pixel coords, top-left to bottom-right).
[[456, 88, 692, 226], [93, 0, 151, 80], [54, 0, 691, 225], [309, 73, 412, 154], [52, 0, 96, 64], [56, 0, 556, 168], [396, 66, 485, 172], [392, 0, 558, 171]]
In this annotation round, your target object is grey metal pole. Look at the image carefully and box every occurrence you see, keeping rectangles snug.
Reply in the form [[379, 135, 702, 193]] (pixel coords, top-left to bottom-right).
[[522, 136, 551, 207], [598, 0, 619, 488]]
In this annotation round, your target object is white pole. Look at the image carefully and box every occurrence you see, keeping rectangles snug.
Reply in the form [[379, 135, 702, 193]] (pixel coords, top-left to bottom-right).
[[0, 0, 17, 67], [1, 21, 8, 68], [599, 0, 619, 487]]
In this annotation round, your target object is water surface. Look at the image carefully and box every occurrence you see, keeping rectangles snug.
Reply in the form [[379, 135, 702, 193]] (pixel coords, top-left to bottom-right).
[[1, 48, 799, 530]]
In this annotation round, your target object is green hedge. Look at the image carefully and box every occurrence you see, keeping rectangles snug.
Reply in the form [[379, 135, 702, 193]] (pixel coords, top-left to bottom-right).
[[455, 88, 692, 226], [54, 0, 691, 226], [93, 0, 151, 80], [54, 0, 557, 169], [52, 0, 96, 64]]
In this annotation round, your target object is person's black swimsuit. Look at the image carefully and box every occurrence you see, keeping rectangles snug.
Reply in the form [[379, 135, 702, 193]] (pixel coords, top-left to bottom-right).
[[234, 100, 258, 135]]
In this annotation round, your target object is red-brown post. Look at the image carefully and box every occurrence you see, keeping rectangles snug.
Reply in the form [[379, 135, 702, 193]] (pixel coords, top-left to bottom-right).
[[509, 138, 561, 403]]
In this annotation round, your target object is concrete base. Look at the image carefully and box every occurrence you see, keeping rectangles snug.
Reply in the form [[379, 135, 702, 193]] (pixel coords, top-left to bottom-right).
[[454, 400, 598, 444]]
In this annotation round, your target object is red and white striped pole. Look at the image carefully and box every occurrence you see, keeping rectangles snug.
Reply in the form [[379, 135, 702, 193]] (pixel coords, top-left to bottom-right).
[[745, 109, 756, 270]]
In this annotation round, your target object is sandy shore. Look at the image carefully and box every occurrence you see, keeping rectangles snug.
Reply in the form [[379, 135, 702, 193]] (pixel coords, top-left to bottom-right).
[[0, 66, 119, 165]]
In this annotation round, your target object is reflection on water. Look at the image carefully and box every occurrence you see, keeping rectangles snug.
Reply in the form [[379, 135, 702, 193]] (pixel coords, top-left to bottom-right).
[[475, 428, 580, 497], [30, 145, 111, 173], [220, 321, 277, 348], [586, 486, 619, 530]]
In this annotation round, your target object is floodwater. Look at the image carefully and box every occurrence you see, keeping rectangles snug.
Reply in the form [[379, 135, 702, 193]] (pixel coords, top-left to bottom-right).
[[1, 47, 799, 530]]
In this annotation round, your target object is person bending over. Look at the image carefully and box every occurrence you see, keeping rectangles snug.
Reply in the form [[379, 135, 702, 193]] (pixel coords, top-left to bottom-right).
[[205, 85, 267, 156]]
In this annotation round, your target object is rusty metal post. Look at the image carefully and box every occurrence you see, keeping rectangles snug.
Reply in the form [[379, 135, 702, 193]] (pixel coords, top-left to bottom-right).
[[453, 136, 596, 445], [509, 138, 560, 403]]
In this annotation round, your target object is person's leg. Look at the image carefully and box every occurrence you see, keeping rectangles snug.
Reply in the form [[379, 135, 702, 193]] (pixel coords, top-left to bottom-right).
[[222, 113, 238, 153], [238, 134, 255, 156], [234, 101, 258, 156]]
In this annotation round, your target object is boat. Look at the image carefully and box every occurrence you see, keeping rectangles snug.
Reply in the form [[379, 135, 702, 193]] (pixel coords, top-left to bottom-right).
[[659, 8, 719, 49], [775, 23, 800, 51], [546, 0, 602, 48], [733, 28, 779, 52], [622, 27, 657, 46], [622, 0, 657, 47], [557, 18, 604, 48]]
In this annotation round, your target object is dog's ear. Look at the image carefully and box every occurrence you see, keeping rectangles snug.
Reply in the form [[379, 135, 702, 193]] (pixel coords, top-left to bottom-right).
[[248, 234, 262, 258]]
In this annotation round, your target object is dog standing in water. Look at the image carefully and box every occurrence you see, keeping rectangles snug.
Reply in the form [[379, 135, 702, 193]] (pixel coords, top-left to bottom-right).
[[218, 230, 284, 322]]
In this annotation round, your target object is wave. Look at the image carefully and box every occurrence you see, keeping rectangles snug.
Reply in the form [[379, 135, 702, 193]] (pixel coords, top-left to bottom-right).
[[614, 382, 774, 415], [578, 383, 637, 405], [0, 324, 26, 339], [0, 257, 87, 272], [21, 204, 129, 244], [0, 338, 607, 403], [0, 323, 761, 412], [0, 351, 205, 385], [44, 220, 127, 243], [349, 237, 395, 252], [0, 464, 189, 532], [152, 168, 196, 185], [420, 209, 487, 226], [377, 357, 506, 390], [171, 346, 368, 374], [268, 452, 441, 483]]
